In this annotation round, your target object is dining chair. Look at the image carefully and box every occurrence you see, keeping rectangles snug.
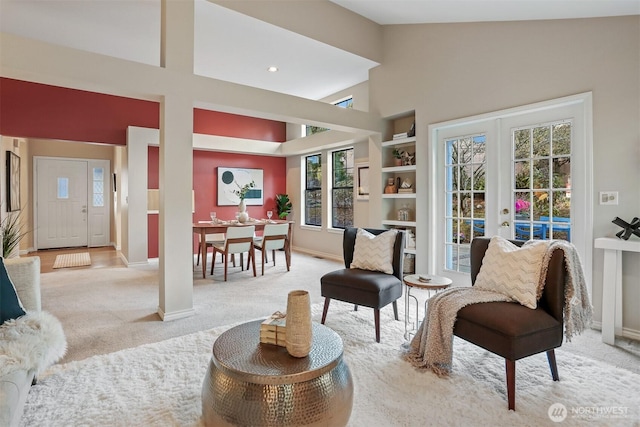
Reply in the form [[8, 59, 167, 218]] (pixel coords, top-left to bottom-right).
[[196, 232, 225, 266], [253, 223, 290, 275], [211, 226, 256, 281]]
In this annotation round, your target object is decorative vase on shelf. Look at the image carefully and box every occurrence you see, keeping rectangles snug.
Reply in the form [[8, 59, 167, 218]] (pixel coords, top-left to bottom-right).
[[285, 290, 312, 358], [238, 200, 249, 223]]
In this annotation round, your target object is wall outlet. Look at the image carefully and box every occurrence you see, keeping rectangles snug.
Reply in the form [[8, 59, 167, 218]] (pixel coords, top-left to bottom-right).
[[599, 191, 618, 205]]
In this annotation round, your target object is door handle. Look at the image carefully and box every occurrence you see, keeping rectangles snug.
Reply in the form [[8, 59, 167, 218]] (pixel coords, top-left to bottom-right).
[[501, 221, 510, 227], [81, 209, 87, 213]]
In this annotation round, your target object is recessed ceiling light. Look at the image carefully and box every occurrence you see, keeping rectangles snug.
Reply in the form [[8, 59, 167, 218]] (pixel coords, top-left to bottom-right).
[[267, 66, 279, 72]]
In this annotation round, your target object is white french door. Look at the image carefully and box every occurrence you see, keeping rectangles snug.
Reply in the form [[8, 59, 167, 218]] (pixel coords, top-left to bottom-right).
[[431, 94, 592, 288]]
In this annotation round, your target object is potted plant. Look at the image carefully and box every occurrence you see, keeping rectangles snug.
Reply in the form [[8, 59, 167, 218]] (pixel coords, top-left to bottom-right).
[[1, 208, 30, 258], [392, 148, 403, 166], [275, 194, 292, 219]]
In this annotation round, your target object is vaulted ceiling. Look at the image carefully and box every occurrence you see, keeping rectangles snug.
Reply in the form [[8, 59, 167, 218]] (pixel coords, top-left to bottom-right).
[[1, 0, 638, 100]]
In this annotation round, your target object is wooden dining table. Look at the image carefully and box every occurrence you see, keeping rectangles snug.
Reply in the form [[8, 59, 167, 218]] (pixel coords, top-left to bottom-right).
[[193, 220, 293, 279]]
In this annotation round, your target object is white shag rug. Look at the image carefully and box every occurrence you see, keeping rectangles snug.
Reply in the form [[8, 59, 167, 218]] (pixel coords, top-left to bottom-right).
[[21, 303, 640, 427]]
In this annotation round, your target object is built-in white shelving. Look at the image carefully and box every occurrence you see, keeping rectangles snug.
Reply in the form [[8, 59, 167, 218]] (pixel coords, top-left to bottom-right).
[[381, 113, 417, 274]]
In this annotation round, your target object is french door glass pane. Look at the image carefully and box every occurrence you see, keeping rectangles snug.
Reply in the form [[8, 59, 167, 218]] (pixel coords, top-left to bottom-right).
[[445, 134, 486, 272], [512, 121, 572, 242]]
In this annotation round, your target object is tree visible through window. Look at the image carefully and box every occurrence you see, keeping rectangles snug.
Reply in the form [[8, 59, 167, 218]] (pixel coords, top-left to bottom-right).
[[305, 154, 322, 226], [331, 148, 354, 229], [305, 97, 353, 136]]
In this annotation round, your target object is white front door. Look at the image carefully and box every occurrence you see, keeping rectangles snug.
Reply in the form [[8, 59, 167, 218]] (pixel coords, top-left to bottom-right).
[[36, 158, 89, 249]]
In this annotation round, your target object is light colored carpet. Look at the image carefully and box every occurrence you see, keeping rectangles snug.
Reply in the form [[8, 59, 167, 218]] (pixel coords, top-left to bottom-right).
[[21, 303, 640, 426], [52, 252, 91, 269]]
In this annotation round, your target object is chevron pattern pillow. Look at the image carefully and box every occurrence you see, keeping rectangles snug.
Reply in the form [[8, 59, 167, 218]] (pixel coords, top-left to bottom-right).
[[350, 228, 398, 274], [474, 236, 548, 309]]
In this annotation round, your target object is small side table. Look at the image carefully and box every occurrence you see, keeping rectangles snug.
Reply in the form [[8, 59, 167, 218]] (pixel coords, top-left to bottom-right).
[[201, 320, 353, 426], [403, 274, 452, 340]]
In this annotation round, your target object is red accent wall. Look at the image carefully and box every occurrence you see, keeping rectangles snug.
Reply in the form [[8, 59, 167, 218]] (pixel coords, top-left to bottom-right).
[[0, 78, 286, 144], [194, 109, 286, 142], [147, 146, 286, 258], [0, 78, 159, 145], [0, 78, 288, 259]]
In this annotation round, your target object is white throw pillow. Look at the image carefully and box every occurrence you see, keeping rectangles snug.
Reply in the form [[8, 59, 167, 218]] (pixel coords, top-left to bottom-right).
[[350, 228, 398, 275], [474, 236, 549, 309]]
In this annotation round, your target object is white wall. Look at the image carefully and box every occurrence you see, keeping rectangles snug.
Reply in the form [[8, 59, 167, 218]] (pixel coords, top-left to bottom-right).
[[289, 15, 640, 335], [366, 16, 639, 333]]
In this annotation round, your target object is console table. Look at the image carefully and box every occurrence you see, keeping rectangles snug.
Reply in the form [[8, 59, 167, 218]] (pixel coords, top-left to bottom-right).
[[594, 237, 640, 345]]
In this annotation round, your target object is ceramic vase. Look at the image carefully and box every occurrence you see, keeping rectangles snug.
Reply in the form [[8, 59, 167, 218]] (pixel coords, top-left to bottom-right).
[[237, 200, 249, 223], [285, 290, 312, 358]]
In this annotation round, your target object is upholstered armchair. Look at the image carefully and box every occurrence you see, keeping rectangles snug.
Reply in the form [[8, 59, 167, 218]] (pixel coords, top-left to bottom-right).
[[453, 237, 566, 410], [320, 227, 405, 343]]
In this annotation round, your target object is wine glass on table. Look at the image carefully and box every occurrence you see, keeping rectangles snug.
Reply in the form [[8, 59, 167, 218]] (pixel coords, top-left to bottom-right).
[[267, 210, 273, 222], [210, 212, 217, 223]]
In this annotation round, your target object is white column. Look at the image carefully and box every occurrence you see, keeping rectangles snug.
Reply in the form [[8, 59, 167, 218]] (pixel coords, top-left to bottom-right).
[[124, 128, 149, 265], [157, 0, 196, 321]]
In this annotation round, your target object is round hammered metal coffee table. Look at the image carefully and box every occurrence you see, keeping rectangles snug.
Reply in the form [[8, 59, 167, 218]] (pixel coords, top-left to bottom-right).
[[201, 320, 353, 426]]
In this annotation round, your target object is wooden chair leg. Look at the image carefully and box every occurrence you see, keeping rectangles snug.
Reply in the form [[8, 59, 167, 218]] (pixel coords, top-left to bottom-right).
[[547, 350, 560, 381], [196, 249, 200, 266], [374, 309, 381, 343], [224, 252, 229, 281], [261, 248, 266, 275], [321, 298, 331, 324], [392, 301, 399, 320], [285, 249, 290, 271], [505, 359, 516, 411], [210, 251, 216, 275], [250, 247, 256, 277], [272, 249, 276, 266]]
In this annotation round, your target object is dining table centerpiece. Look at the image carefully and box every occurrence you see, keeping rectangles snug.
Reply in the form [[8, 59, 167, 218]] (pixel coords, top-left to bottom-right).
[[234, 180, 255, 223]]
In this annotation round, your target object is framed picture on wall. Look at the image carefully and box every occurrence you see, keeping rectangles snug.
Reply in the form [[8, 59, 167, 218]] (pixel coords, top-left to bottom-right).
[[6, 151, 21, 212], [356, 162, 369, 200], [217, 167, 264, 206]]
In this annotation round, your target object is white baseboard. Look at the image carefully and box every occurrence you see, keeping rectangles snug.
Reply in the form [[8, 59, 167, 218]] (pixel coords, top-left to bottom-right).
[[589, 321, 640, 341], [157, 306, 196, 322], [291, 246, 342, 263]]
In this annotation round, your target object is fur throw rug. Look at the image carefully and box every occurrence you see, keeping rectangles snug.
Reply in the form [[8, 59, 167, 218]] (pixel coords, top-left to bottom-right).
[[0, 311, 67, 377]]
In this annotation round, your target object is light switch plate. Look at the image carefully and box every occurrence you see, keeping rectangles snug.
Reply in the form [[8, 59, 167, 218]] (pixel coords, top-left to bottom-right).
[[599, 191, 618, 205]]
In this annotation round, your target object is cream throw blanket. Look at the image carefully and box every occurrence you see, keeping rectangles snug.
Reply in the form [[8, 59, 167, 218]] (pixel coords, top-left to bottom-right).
[[405, 240, 593, 376]]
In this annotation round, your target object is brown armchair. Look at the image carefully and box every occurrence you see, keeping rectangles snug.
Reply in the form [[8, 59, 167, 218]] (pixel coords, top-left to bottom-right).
[[453, 237, 566, 410], [320, 227, 405, 343]]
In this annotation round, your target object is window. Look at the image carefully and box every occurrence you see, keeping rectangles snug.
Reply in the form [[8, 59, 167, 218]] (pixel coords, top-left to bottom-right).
[[445, 134, 486, 273], [57, 177, 69, 199], [331, 148, 354, 229], [304, 97, 353, 136], [304, 154, 322, 226], [92, 167, 105, 207], [512, 121, 572, 242]]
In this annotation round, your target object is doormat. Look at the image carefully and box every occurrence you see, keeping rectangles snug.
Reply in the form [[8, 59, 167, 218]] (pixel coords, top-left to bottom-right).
[[53, 253, 92, 269]]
